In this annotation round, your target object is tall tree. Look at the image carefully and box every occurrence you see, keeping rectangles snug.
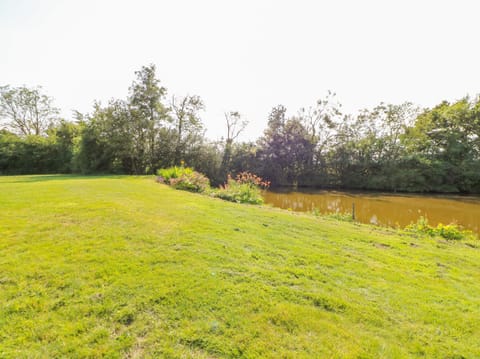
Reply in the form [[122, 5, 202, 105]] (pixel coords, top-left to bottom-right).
[[75, 100, 136, 174], [299, 91, 342, 145], [298, 93, 343, 184], [0, 85, 60, 136], [221, 111, 248, 174], [169, 94, 205, 165], [258, 106, 314, 186], [128, 64, 167, 173], [402, 98, 480, 192]]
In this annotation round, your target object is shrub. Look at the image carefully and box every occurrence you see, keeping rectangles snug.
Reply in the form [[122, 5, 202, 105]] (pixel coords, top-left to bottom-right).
[[405, 216, 435, 236], [157, 166, 209, 193], [215, 181, 263, 204], [157, 169, 269, 204], [435, 223, 470, 240], [169, 171, 210, 193], [214, 172, 270, 204], [234, 172, 271, 188], [405, 216, 474, 240], [157, 166, 193, 183]]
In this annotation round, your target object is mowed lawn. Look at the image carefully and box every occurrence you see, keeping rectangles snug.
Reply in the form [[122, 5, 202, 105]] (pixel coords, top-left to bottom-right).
[[1, 176, 479, 358]]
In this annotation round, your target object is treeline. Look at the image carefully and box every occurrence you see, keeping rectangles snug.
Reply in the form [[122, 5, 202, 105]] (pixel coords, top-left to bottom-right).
[[1, 65, 480, 193]]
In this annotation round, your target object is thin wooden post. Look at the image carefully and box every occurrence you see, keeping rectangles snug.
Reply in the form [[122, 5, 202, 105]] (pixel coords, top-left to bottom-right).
[[352, 202, 356, 221]]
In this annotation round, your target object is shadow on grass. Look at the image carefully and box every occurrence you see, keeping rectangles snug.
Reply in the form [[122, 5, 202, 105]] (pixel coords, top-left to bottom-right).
[[0, 174, 132, 184]]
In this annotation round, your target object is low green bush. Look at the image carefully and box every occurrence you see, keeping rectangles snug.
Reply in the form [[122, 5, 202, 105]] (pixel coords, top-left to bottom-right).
[[170, 171, 210, 193], [215, 181, 263, 204], [157, 166, 193, 182], [213, 172, 270, 204], [157, 169, 269, 204], [157, 166, 209, 193], [405, 216, 474, 240]]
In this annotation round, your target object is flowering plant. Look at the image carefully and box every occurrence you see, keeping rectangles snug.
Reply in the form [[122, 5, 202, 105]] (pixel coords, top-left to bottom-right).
[[215, 172, 269, 204]]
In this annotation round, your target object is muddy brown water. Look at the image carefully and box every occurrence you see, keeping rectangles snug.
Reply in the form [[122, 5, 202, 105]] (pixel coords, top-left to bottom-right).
[[263, 189, 480, 235]]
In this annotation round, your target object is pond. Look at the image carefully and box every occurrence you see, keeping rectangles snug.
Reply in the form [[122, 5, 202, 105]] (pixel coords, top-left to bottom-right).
[[263, 189, 480, 236]]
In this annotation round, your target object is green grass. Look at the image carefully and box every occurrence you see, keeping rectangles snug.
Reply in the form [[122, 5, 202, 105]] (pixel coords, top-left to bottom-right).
[[1, 175, 479, 358]]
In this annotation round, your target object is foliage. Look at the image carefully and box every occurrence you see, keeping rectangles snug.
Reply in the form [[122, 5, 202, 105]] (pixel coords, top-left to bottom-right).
[[2, 69, 480, 195], [233, 171, 271, 188], [157, 165, 193, 182], [0, 85, 60, 136], [170, 95, 205, 166], [159, 168, 268, 203], [214, 172, 269, 204], [157, 166, 209, 193], [73, 65, 209, 175], [129, 64, 168, 173], [169, 171, 210, 193], [435, 223, 473, 240], [257, 106, 315, 186], [0, 127, 79, 174], [405, 216, 474, 240], [1, 176, 480, 357], [323, 211, 354, 222], [221, 111, 248, 177]]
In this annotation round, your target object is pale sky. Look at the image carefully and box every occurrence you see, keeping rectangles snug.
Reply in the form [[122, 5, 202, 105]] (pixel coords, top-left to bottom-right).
[[1, 0, 479, 141]]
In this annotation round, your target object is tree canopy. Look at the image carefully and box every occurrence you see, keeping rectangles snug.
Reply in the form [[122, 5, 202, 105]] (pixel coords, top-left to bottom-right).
[[1, 66, 479, 193]]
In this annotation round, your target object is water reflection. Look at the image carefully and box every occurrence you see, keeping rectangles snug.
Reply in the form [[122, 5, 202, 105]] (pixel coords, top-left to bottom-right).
[[263, 189, 480, 235]]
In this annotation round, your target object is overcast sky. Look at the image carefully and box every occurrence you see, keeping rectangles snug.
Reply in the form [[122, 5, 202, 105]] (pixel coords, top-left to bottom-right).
[[1, 0, 479, 140]]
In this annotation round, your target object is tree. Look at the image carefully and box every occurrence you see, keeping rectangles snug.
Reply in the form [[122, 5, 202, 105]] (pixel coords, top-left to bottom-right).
[[75, 100, 137, 174], [257, 106, 314, 186], [257, 105, 288, 184], [402, 98, 480, 192], [0, 85, 60, 136], [128, 64, 167, 173], [299, 91, 342, 145], [49, 120, 81, 173], [169, 94, 205, 166], [298, 93, 343, 184], [221, 111, 248, 175]]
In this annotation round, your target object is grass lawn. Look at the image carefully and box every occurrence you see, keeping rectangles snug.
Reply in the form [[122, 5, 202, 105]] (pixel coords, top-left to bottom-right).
[[1, 175, 479, 358]]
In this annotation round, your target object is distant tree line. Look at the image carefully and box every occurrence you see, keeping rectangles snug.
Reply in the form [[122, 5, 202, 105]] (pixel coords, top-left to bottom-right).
[[1, 65, 480, 193]]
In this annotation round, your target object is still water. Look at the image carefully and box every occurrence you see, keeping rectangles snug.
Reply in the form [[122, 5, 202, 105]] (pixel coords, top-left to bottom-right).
[[263, 189, 480, 235]]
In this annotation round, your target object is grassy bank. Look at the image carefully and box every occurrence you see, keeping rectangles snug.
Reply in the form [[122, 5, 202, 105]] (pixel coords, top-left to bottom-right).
[[1, 175, 479, 358]]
